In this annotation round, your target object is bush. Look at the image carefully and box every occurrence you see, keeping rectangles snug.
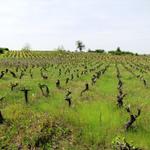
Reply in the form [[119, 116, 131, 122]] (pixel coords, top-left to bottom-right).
[[88, 49, 105, 53], [108, 47, 135, 55], [0, 47, 9, 54]]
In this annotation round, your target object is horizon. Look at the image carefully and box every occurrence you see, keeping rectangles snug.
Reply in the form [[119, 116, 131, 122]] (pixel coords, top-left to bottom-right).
[[7, 48, 149, 55], [0, 0, 150, 54]]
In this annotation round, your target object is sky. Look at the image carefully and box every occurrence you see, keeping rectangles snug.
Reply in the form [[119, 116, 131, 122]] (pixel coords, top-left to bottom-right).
[[0, 0, 150, 54]]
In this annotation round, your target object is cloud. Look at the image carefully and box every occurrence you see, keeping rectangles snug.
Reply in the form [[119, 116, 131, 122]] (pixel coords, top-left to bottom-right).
[[0, 0, 150, 53]]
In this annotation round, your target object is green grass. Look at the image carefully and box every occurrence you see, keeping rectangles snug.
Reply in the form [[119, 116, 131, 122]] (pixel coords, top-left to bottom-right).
[[0, 52, 150, 149]]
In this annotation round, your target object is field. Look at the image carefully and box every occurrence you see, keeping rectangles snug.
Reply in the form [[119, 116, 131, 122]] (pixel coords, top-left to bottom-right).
[[0, 51, 150, 149]]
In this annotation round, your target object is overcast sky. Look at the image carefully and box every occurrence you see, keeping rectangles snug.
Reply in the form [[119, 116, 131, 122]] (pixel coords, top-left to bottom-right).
[[0, 0, 150, 53]]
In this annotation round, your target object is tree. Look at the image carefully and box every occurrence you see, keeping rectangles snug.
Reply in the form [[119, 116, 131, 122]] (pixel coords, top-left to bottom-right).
[[76, 40, 85, 52], [88, 49, 105, 53], [116, 47, 121, 52], [95, 49, 105, 53]]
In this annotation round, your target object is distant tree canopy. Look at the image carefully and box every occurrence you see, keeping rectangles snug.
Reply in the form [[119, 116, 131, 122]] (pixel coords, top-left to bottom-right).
[[116, 47, 121, 53], [108, 47, 136, 55], [0, 47, 9, 54], [88, 47, 137, 55], [88, 49, 105, 53], [76, 41, 85, 52]]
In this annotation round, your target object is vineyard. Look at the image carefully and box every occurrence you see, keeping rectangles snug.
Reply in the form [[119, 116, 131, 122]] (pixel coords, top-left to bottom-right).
[[0, 51, 150, 149]]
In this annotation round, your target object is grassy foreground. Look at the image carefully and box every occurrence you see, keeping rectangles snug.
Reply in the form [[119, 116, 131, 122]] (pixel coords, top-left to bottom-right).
[[0, 51, 150, 149]]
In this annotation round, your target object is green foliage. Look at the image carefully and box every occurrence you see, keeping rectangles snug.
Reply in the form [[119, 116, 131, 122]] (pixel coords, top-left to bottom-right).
[[0, 51, 150, 149], [116, 47, 121, 53], [108, 47, 136, 55], [0, 47, 9, 54], [88, 49, 105, 53], [76, 40, 85, 52]]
